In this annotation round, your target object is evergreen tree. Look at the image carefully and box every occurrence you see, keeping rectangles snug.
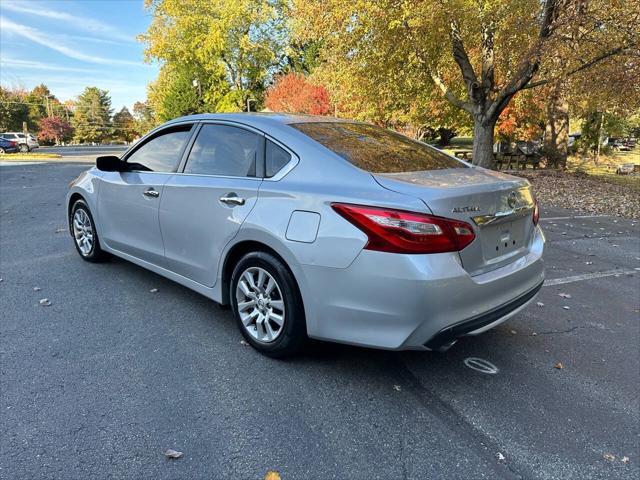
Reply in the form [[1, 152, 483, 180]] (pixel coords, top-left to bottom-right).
[[72, 87, 113, 143]]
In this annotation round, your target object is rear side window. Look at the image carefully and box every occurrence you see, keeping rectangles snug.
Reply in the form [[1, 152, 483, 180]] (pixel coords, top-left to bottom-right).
[[184, 124, 258, 177], [291, 122, 466, 173], [265, 140, 291, 177], [126, 126, 191, 172]]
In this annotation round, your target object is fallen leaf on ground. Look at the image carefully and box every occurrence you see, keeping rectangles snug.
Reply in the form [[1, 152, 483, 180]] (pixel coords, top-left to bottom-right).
[[514, 171, 640, 219], [563, 306, 570, 310], [163, 449, 183, 459], [621, 456, 630, 463], [149, 288, 159, 293], [54, 228, 66, 233], [33, 287, 41, 291], [585, 261, 593, 265], [510, 330, 517, 335], [496, 452, 506, 461], [264, 471, 281, 480], [558, 293, 572, 299], [39, 298, 51, 307], [240, 340, 249, 346], [536, 302, 545, 307], [603, 453, 616, 461], [554, 362, 564, 370], [393, 385, 402, 391]]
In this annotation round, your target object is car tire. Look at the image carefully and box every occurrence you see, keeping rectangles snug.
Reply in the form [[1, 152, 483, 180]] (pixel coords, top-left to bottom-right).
[[0, 147, 5, 154], [18, 144, 29, 153], [230, 251, 306, 358], [70, 200, 111, 263]]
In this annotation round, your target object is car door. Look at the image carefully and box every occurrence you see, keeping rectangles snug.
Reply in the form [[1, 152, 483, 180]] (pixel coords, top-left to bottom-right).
[[98, 124, 194, 266], [159, 123, 263, 287]]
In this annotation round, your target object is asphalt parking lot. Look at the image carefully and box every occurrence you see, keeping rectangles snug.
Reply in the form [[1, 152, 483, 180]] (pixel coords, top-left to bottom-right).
[[1, 161, 638, 480]]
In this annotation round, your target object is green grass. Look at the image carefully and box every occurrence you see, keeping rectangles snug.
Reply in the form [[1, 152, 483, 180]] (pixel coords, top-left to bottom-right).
[[448, 136, 474, 147], [567, 149, 640, 192]]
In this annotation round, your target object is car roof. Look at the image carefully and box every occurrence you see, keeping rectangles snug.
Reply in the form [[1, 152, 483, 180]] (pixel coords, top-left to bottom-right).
[[164, 112, 356, 129]]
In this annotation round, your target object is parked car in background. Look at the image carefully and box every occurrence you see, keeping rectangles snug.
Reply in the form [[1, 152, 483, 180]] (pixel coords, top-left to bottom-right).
[[67, 113, 544, 357], [0, 132, 39, 152], [0, 136, 19, 154], [568, 133, 581, 148]]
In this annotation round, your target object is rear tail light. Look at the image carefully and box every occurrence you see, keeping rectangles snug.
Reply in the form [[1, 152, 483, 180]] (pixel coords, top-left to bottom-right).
[[532, 198, 540, 226], [331, 203, 476, 254]]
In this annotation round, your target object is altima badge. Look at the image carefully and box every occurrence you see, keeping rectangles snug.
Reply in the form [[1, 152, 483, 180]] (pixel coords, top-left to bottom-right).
[[452, 206, 481, 213]]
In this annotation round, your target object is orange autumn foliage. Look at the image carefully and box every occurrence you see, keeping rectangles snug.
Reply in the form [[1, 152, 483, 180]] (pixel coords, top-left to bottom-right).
[[265, 73, 331, 115]]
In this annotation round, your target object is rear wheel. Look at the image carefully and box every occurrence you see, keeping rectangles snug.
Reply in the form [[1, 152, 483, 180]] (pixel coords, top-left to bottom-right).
[[0, 147, 5, 154], [230, 252, 306, 357], [70, 200, 110, 262]]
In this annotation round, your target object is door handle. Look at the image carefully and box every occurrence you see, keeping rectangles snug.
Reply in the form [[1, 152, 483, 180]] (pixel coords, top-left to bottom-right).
[[143, 188, 160, 198], [219, 193, 245, 206]]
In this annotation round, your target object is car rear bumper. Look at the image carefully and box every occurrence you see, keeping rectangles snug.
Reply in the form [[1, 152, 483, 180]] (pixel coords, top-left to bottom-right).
[[301, 226, 545, 350]]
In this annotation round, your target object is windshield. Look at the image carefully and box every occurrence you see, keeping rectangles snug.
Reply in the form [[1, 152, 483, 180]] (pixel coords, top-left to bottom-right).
[[291, 122, 466, 173]]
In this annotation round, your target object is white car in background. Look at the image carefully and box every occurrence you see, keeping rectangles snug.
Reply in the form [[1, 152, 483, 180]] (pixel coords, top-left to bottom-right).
[[0, 132, 39, 152]]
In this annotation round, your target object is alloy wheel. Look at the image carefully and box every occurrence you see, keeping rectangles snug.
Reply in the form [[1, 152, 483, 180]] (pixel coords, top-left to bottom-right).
[[73, 208, 94, 256], [235, 267, 286, 343]]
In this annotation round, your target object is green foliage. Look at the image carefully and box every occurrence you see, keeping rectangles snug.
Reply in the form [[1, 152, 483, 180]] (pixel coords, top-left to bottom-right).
[[0, 87, 29, 132], [141, 0, 290, 117], [112, 107, 138, 142], [132, 101, 158, 137], [283, 41, 322, 75], [72, 87, 113, 143], [577, 111, 633, 154], [25, 84, 54, 131]]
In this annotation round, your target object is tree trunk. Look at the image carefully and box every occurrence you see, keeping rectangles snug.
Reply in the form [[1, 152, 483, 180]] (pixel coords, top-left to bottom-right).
[[544, 87, 569, 169], [472, 120, 496, 168], [594, 111, 604, 165]]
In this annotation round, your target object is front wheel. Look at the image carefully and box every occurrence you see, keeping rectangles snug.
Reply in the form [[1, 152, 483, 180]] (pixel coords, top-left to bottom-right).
[[18, 144, 29, 153], [230, 252, 306, 358], [70, 200, 111, 262], [0, 147, 5, 154]]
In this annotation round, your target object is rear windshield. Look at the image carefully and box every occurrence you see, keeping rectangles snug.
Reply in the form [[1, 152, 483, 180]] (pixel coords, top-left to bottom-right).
[[291, 122, 466, 172]]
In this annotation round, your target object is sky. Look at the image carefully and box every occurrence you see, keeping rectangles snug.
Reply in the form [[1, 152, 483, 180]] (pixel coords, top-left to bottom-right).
[[0, 0, 159, 111]]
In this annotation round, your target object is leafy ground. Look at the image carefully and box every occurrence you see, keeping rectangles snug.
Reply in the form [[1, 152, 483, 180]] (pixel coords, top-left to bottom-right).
[[516, 150, 639, 219], [440, 138, 640, 219]]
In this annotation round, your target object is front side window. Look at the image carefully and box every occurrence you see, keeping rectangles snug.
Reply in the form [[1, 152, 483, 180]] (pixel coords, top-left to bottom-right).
[[265, 140, 291, 177], [126, 126, 192, 172], [184, 124, 258, 177], [291, 122, 466, 173]]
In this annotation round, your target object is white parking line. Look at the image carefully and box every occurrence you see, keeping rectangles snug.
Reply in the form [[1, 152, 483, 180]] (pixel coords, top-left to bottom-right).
[[541, 215, 609, 221], [544, 269, 637, 286]]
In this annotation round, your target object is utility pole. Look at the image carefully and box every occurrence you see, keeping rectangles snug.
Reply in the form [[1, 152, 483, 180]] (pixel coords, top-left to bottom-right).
[[45, 95, 53, 118]]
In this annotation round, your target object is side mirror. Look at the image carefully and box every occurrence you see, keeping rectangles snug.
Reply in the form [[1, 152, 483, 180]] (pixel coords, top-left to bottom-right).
[[96, 155, 126, 172]]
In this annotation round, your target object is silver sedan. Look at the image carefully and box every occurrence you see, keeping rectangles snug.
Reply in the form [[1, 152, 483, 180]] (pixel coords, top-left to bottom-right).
[[67, 114, 544, 357]]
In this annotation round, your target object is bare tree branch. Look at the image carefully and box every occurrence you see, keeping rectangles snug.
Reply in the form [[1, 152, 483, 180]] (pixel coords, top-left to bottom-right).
[[522, 45, 629, 89], [481, 21, 496, 94], [450, 20, 480, 101], [430, 71, 474, 114], [488, 0, 560, 120]]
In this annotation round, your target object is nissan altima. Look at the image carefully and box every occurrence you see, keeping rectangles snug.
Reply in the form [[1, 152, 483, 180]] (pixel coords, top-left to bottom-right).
[[67, 113, 544, 357]]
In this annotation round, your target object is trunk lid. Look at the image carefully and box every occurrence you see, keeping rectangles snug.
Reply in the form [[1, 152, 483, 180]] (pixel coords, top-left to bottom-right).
[[373, 167, 536, 276]]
